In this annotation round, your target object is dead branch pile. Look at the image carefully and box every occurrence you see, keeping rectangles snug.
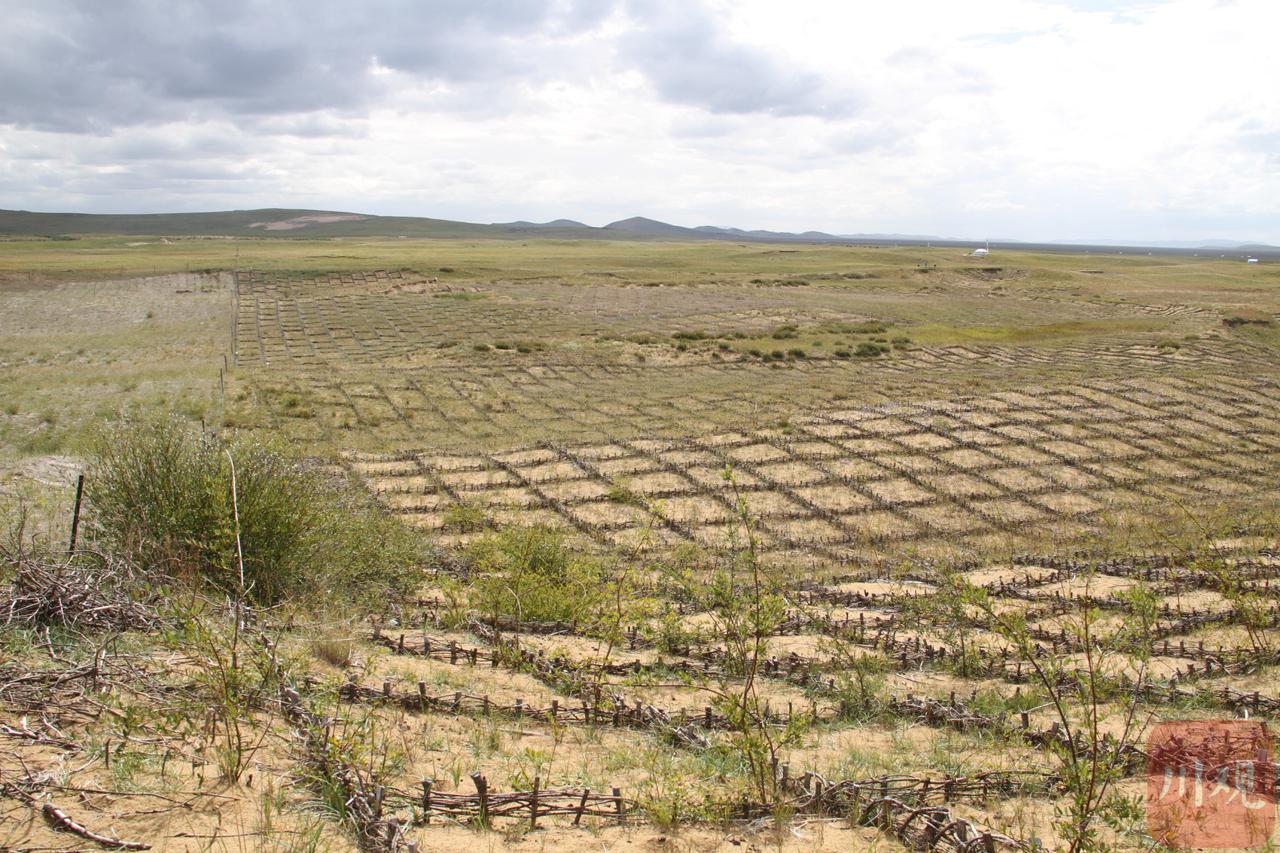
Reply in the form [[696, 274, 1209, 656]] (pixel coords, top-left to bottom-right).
[[2, 549, 158, 632]]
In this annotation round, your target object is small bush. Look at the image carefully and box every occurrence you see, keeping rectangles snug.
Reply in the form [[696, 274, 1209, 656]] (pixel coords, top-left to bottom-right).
[[769, 349, 785, 360], [469, 527, 604, 626], [834, 349, 852, 358], [473, 343, 490, 351], [607, 481, 644, 507], [854, 342, 885, 358], [443, 502, 488, 533], [86, 414, 422, 606], [787, 348, 806, 359], [311, 636, 355, 667]]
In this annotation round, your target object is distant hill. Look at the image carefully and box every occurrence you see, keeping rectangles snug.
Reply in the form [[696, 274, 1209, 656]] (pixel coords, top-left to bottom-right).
[[603, 216, 711, 238], [1, 208, 1276, 257], [0, 208, 501, 239], [1055, 237, 1279, 250], [494, 218, 590, 229]]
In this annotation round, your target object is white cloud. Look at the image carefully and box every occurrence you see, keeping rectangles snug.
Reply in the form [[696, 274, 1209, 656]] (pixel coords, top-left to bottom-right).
[[0, 0, 1277, 242]]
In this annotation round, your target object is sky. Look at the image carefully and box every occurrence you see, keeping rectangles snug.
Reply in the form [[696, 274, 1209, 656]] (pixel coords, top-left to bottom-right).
[[1, 0, 1277, 243]]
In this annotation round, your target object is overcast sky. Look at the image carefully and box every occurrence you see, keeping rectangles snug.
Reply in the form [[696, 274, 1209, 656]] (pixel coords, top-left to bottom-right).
[[1, 0, 1277, 242]]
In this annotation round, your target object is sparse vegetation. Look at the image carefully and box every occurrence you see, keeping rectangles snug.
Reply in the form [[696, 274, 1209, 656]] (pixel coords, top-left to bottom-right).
[[3, 237, 1280, 851]]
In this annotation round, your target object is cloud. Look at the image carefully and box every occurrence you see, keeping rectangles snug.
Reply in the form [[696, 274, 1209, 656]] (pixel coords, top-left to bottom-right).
[[0, 0, 620, 133], [619, 0, 860, 118], [0, 0, 1277, 242]]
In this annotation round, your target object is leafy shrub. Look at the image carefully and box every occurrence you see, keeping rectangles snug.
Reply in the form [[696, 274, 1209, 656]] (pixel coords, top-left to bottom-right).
[[443, 502, 488, 532], [468, 527, 604, 626], [607, 480, 644, 507], [786, 348, 806, 359], [854, 342, 887, 358], [86, 414, 422, 606]]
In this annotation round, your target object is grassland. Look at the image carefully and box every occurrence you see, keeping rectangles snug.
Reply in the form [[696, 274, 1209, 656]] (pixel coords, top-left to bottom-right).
[[2, 236, 1279, 851]]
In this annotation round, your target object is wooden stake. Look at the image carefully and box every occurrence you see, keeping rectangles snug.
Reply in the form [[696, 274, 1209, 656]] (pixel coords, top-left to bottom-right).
[[472, 773, 489, 828], [67, 473, 85, 554], [530, 776, 540, 828]]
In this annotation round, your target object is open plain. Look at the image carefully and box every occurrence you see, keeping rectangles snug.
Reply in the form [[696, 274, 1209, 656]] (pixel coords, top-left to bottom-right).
[[3, 235, 1280, 851]]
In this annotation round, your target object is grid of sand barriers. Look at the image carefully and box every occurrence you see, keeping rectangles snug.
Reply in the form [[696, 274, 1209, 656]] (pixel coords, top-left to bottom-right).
[[349, 373, 1280, 560]]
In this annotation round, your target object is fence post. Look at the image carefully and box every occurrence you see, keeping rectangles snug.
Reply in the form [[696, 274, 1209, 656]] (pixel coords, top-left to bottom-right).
[[67, 473, 85, 554], [421, 779, 432, 824], [573, 788, 590, 825], [472, 773, 489, 828], [384, 817, 398, 847], [530, 776, 540, 828], [612, 786, 624, 823]]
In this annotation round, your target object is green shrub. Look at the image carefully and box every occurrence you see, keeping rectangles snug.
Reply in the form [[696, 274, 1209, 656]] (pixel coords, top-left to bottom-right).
[[86, 414, 422, 606], [787, 348, 806, 359], [607, 480, 644, 507], [468, 527, 604, 626], [854, 342, 885, 358], [443, 502, 488, 532]]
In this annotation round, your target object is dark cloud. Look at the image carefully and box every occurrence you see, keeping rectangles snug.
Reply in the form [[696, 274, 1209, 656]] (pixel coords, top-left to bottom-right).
[[619, 0, 860, 118], [0, 0, 620, 133]]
